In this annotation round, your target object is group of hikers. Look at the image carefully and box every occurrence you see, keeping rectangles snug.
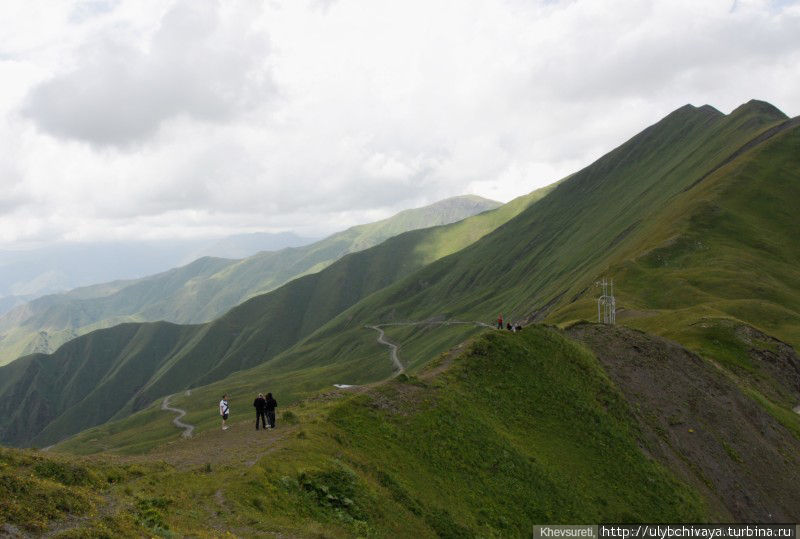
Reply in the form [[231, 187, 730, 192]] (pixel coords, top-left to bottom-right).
[[497, 313, 522, 332], [218, 392, 278, 431]]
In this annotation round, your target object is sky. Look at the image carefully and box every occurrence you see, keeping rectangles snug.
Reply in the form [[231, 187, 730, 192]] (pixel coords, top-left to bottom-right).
[[1, 0, 798, 248]]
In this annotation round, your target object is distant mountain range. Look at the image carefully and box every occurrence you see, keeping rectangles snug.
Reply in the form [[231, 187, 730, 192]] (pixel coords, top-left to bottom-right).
[[0, 195, 500, 365], [0, 231, 318, 313]]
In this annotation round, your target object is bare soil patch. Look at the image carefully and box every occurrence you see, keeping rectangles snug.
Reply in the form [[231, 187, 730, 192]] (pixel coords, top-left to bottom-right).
[[567, 322, 800, 521]]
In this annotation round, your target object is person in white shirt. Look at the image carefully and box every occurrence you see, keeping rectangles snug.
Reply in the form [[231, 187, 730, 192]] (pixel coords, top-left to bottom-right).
[[219, 394, 230, 430]]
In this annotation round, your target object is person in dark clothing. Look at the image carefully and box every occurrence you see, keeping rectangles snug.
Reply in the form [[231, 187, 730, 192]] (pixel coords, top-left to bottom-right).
[[265, 392, 277, 429], [506, 322, 512, 331], [253, 393, 267, 430], [515, 324, 522, 332]]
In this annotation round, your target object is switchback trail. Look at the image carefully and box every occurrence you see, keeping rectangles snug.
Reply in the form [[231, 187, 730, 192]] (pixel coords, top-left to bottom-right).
[[366, 325, 403, 375], [162, 395, 195, 438], [366, 319, 494, 376]]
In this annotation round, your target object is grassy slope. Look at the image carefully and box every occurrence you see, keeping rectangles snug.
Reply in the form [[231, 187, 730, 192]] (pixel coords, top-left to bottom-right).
[[48, 324, 800, 535], [37, 326, 715, 537], [0, 445, 169, 536], [0, 195, 501, 366], [549, 105, 800, 345], [54, 321, 489, 457], [49, 100, 800, 456], [343, 101, 790, 327], [0, 191, 550, 448]]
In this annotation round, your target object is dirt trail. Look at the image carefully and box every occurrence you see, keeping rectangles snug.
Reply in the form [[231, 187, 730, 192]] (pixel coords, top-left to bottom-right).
[[367, 325, 404, 374], [161, 395, 195, 438], [145, 417, 298, 471], [366, 319, 493, 376], [794, 405, 800, 416]]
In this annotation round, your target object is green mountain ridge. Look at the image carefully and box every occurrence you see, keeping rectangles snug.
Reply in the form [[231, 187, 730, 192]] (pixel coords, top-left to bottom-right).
[[276, 99, 795, 360], [0, 195, 501, 366]]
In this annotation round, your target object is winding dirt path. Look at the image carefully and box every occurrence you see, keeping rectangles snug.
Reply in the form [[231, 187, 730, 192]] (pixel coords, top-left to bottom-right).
[[161, 395, 195, 438], [367, 325, 404, 375], [366, 319, 493, 376]]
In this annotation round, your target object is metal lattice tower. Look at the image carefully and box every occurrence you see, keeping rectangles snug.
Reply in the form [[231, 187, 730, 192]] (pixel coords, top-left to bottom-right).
[[596, 278, 616, 324]]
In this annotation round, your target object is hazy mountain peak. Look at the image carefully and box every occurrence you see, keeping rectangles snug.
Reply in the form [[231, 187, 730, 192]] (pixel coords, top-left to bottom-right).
[[431, 194, 500, 206], [347, 195, 501, 236], [389, 194, 500, 215]]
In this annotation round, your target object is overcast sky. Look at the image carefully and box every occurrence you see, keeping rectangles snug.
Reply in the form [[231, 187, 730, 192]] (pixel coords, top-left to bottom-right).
[[1, 0, 798, 248]]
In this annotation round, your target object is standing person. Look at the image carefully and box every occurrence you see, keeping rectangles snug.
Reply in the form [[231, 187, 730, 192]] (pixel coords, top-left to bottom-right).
[[253, 393, 267, 431], [265, 392, 277, 429], [219, 394, 230, 430], [497, 313, 503, 329]]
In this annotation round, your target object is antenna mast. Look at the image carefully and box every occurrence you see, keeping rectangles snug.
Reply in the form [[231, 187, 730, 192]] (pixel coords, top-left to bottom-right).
[[596, 278, 616, 324]]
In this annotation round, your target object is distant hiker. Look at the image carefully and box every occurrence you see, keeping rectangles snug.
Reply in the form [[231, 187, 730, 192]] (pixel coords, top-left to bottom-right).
[[515, 324, 522, 332], [497, 314, 503, 329], [265, 392, 277, 429], [506, 322, 512, 331], [253, 393, 267, 431], [220, 394, 230, 430]]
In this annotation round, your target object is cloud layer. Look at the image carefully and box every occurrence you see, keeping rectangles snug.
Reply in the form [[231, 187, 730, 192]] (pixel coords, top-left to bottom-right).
[[23, 0, 271, 146], [1, 0, 799, 246]]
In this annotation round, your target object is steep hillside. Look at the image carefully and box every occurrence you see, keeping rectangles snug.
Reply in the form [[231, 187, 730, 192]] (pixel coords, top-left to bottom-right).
[[0, 191, 548, 447], [249, 100, 798, 382], [567, 323, 800, 520], [0, 195, 500, 365], [27, 325, 800, 536], [330, 101, 793, 328], [556, 112, 800, 347]]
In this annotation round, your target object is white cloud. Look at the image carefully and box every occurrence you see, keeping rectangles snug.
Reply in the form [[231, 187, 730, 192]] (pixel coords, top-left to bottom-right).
[[0, 0, 798, 247], [22, 0, 271, 146]]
